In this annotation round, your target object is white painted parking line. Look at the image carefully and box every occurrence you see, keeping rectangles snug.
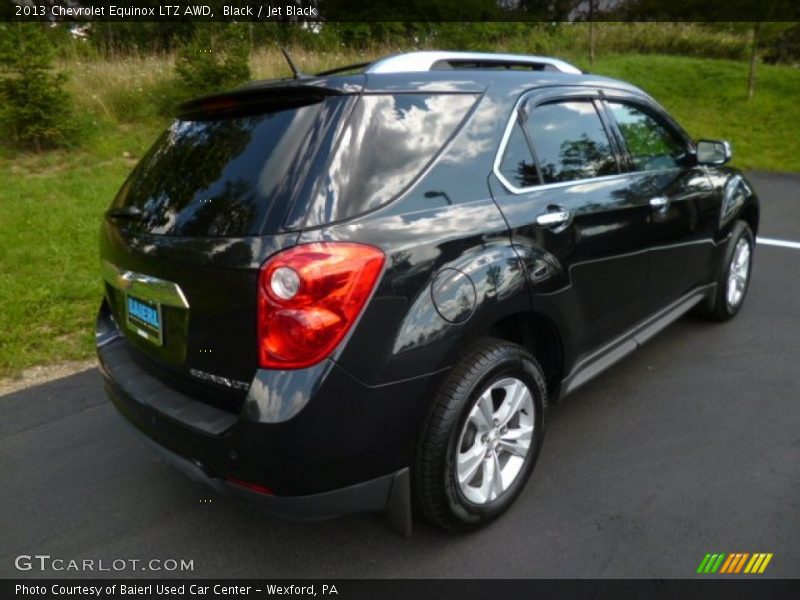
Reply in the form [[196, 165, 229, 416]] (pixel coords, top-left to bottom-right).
[[757, 237, 800, 250]]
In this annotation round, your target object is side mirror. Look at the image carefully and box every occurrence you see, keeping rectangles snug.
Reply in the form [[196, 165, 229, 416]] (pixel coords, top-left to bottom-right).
[[696, 139, 732, 165]]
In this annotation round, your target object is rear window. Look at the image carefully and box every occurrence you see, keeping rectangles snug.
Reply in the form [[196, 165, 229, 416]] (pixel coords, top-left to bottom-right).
[[113, 92, 476, 236], [112, 97, 346, 237]]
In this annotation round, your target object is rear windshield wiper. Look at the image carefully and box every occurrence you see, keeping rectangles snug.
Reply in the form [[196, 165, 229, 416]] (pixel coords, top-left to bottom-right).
[[106, 206, 144, 220]]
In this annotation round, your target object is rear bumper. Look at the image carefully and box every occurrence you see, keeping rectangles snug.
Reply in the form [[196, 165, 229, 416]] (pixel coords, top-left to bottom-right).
[[127, 417, 409, 523], [97, 305, 438, 528]]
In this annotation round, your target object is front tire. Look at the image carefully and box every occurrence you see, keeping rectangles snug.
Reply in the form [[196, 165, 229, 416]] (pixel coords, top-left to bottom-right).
[[700, 220, 754, 321], [414, 338, 547, 532]]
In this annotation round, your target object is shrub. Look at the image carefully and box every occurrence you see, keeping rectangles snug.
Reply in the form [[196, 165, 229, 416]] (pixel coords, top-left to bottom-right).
[[175, 24, 251, 98], [0, 24, 78, 151], [104, 76, 186, 121]]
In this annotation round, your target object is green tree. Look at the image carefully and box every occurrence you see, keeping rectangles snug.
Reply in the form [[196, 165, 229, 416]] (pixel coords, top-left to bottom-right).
[[175, 24, 251, 98], [0, 23, 77, 151], [89, 22, 196, 56], [705, 22, 795, 98]]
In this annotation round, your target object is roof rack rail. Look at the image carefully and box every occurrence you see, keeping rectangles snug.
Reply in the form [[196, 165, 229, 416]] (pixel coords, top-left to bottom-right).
[[365, 51, 582, 75]]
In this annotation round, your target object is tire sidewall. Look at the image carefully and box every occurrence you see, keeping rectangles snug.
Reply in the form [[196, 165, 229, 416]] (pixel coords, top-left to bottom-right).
[[442, 351, 545, 526]]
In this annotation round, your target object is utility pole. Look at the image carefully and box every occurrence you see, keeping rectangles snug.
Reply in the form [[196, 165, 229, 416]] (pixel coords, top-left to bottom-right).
[[747, 22, 760, 99], [588, 0, 596, 67]]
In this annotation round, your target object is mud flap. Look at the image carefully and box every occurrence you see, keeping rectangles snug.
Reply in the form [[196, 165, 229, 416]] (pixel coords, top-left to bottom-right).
[[385, 467, 412, 537]]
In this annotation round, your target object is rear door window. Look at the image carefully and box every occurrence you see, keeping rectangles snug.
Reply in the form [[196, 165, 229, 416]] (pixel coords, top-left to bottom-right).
[[525, 101, 618, 184]]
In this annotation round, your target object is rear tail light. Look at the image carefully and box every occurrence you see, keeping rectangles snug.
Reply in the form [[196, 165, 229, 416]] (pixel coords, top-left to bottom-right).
[[257, 242, 385, 369]]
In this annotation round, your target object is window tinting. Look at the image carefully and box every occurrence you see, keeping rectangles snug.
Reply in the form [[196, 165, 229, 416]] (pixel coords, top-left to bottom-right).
[[112, 98, 344, 237], [607, 102, 685, 171], [498, 122, 540, 188], [305, 93, 477, 224], [527, 101, 618, 184]]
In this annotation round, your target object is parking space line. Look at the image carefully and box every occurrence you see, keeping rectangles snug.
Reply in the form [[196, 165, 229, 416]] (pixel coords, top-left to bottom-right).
[[757, 237, 800, 250]]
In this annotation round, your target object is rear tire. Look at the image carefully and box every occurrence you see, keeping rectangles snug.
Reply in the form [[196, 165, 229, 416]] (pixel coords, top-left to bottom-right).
[[414, 338, 547, 532], [698, 220, 754, 321]]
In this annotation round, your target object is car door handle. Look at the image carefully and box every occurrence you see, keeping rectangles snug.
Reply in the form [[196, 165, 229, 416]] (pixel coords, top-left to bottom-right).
[[649, 196, 669, 210], [536, 210, 571, 228]]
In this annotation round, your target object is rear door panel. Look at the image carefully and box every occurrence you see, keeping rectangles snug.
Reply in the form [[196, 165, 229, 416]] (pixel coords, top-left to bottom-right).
[[490, 86, 651, 371], [491, 174, 651, 364]]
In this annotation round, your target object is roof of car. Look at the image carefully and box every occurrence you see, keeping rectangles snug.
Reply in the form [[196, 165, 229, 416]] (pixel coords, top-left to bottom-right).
[[239, 69, 644, 97], [188, 52, 651, 118], [242, 51, 645, 96]]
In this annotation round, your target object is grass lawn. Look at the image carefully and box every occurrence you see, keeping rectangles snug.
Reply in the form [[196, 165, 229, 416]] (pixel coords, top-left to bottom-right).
[[0, 123, 162, 378], [587, 55, 800, 173], [0, 52, 798, 379]]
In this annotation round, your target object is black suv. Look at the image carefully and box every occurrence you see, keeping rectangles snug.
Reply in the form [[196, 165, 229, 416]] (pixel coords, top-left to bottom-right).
[[98, 51, 759, 533]]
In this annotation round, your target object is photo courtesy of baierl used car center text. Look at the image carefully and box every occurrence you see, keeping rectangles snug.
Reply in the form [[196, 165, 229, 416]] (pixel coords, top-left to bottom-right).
[[1, 1, 799, 599]]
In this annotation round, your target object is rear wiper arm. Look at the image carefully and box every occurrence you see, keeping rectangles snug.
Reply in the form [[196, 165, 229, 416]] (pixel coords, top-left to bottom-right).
[[106, 206, 144, 220]]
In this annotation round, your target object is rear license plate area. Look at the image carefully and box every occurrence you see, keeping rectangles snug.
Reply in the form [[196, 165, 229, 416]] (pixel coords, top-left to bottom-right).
[[126, 294, 163, 346]]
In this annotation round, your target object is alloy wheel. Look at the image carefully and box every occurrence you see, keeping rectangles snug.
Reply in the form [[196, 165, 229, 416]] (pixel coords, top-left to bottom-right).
[[726, 237, 751, 309], [455, 377, 535, 504]]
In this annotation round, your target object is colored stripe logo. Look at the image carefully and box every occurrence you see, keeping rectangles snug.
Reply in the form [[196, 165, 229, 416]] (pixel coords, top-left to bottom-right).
[[697, 553, 773, 574]]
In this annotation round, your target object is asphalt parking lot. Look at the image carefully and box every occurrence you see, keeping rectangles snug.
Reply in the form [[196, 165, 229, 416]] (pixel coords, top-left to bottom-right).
[[1, 172, 798, 579]]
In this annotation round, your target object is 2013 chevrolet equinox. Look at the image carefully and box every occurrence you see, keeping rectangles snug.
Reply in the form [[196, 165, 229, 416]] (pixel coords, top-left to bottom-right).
[[97, 51, 759, 533]]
